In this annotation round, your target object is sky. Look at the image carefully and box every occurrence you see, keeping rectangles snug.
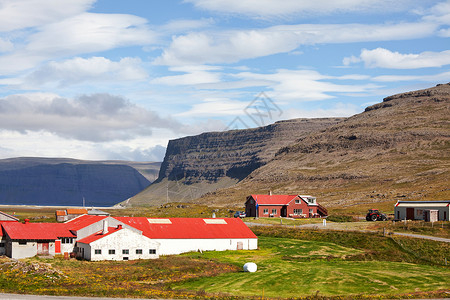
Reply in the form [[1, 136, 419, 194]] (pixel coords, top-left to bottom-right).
[[0, 0, 449, 162]]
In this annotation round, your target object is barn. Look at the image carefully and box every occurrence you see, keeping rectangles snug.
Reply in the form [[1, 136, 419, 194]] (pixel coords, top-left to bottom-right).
[[245, 194, 328, 218], [0, 219, 75, 259], [0, 215, 258, 260], [394, 200, 450, 221]]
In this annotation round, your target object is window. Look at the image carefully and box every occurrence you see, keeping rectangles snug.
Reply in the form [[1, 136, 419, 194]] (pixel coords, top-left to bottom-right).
[[61, 237, 73, 244], [271, 209, 277, 215], [122, 249, 129, 255], [94, 249, 101, 255], [0, 243, 5, 247], [108, 249, 115, 255], [293, 209, 303, 215], [18, 240, 27, 245], [309, 209, 314, 214], [263, 209, 268, 214], [136, 249, 143, 254], [295, 199, 300, 204], [149, 249, 156, 255]]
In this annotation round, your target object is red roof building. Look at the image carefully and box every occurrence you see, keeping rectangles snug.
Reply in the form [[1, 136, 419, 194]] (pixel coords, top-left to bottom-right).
[[0, 215, 258, 260], [245, 193, 328, 218]]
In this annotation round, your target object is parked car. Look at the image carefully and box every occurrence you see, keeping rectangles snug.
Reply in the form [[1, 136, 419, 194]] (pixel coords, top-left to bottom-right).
[[234, 211, 246, 218]]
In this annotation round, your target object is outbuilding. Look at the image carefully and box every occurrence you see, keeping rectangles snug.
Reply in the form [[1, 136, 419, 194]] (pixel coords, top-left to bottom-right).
[[1, 219, 75, 259], [394, 200, 450, 221]]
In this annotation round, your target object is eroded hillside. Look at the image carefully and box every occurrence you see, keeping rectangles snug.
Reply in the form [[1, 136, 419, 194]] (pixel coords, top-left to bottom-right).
[[198, 83, 450, 211], [129, 118, 343, 206]]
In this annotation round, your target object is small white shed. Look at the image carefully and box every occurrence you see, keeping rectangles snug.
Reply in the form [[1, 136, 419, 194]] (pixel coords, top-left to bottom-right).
[[394, 200, 449, 221]]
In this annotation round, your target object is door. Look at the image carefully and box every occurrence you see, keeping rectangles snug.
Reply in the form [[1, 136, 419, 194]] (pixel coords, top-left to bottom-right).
[[55, 240, 61, 254], [281, 206, 287, 217], [37, 242, 49, 255], [406, 208, 414, 220], [237, 242, 243, 250]]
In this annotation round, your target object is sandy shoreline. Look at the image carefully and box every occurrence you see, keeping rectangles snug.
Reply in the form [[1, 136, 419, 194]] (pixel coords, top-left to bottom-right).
[[0, 204, 123, 210]]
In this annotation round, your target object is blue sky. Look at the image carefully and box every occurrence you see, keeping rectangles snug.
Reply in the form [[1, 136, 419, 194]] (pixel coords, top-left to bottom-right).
[[0, 0, 449, 161]]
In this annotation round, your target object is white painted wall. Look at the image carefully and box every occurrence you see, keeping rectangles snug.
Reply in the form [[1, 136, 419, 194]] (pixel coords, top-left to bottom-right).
[[395, 205, 449, 221], [8, 241, 56, 259], [154, 238, 258, 255], [60, 240, 75, 254], [77, 228, 159, 261]]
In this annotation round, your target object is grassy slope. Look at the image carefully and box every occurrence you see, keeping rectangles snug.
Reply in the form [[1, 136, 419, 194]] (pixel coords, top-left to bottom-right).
[[0, 228, 448, 299], [195, 84, 450, 212], [175, 232, 450, 298]]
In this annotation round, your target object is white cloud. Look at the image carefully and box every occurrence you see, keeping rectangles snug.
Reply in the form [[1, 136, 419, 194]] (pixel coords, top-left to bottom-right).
[[282, 102, 360, 119], [156, 22, 438, 65], [372, 71, 450, 82], [422, 0, 450, 25], [159, 18, 215, 34], [151, 65, 222, 86], [176, 98, 247, 117], [344, 48, 450, 69], [235, 69, 380, 101], [0, 38, 14, 52], [185, 0, 419, 18], [0, 93, 181, 142], [0, 0, 95, 32], [0, 13, 155, 74], [22, 56, 148, 88]]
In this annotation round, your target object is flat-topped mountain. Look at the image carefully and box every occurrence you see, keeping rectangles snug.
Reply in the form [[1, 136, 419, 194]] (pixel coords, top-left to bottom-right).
[[198, 83, 450, 210], [0, 157, 160, 207], [129, 118, 344, 206]]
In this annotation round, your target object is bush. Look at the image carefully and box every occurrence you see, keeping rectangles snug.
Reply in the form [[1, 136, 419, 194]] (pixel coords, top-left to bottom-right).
[[326, 215, 356, 222]]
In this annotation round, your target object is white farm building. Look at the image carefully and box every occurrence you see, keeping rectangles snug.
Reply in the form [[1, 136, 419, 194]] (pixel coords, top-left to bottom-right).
[[394, 200, 450, 221], [0, 214, 258, 260]]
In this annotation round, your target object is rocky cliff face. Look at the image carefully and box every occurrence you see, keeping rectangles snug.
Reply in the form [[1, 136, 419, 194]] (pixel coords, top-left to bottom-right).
[[130, 118, 344, 206], [199, 83, 450, 209], [0, 158, 153, 206]]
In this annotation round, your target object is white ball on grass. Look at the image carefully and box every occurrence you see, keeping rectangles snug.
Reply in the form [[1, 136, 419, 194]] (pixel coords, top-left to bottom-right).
[[243, 262, 257, 272]]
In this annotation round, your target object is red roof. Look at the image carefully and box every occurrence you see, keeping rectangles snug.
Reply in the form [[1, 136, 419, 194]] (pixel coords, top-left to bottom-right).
[[250, 194, 298, 205], [56, 210, 67, 216], [66, 208, 88, 215], [65, 215, 107, 231], [77, 227, 122, 244], [115, 217, 257, 239], [1, 222, 75, 240]]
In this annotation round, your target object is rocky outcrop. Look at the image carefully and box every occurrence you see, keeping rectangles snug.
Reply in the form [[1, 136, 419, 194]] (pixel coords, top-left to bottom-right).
[[199, 83, 450, 208], [0, 158, 153, 206], [130, 118, 344, 206]]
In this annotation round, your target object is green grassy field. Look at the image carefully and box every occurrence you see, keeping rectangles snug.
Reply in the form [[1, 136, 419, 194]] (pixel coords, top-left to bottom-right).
[[175, 236, 449, 298], [0, 228, 449, 299]]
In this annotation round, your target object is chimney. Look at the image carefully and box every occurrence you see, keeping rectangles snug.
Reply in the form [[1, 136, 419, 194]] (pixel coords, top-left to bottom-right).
[[117, 224, 122, 229], [23, 219, 29, 224], [102, 219, 108, 234], [268, 190, 272, 196]]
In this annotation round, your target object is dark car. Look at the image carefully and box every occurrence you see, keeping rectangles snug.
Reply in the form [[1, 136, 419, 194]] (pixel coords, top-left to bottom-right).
[[234, 211, 246, 218]]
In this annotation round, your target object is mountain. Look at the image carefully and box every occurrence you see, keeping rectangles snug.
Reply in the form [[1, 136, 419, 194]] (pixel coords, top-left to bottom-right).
[[129, 117, 344, 206], [197, 83, 450, 210], [0, 157, 160, 207]]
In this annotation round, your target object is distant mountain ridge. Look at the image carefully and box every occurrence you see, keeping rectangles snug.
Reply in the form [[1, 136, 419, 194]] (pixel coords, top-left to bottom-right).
[[129, 117, 344, 206], [198, 83, 450, 209], [0, 157, 160, 207]]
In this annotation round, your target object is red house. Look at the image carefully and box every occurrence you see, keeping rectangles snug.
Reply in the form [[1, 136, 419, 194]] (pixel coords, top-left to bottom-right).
[[245, 194, 328, 218]]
